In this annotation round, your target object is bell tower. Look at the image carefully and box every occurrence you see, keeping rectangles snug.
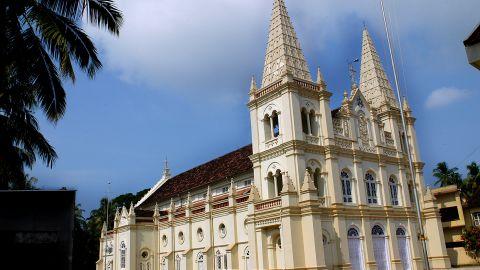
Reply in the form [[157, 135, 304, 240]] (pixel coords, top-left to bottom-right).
[[248, 0, 335, 204]]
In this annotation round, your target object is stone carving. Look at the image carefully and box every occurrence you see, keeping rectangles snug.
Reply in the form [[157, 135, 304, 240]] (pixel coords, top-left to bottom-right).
[[358, 112, 369, 146]]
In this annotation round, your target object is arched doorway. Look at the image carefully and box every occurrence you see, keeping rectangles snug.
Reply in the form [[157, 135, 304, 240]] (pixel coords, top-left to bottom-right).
[[347, 227, 365, 270], [396, 227, 412, 270], [372, 225, 390, 270]]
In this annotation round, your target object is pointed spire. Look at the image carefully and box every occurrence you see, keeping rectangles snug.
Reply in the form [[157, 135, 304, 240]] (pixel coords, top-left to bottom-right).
[[114, 207, 121, 228], [261, 0, 312, 87], [248, 185, 261, 202], [101, 221, 107, 233], [249, 75, 257, 93], [281, 172, 296, 193], [153, 203, 160, 218], [205, 186, 212, 202], [359, 28, 398, 108], [316, 66, 326, 87], [301, 169, 317, 192], [128, 203, 135, 217], [402, 97, 411, 112], [229, 178, 236, 196], [162, 157, 171, 180], [121, 205, 128, 218]]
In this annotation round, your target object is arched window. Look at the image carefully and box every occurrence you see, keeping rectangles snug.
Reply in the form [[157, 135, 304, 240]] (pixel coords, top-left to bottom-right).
[[120, 241, 126, 269], [309, 110, 317, 136], [365, 172, 378, 204], [275, 170, 283, 196], [348, 228, 359, 237], [272, 111, 280, 138], [301, 108, 318, 136], [389, 177, 399, 206], [371, 225, 384, 235], [396, 227, 412, 270], [264, 114, 272, 140], [301, 108, 309, 134], [197, 253, 205, 270], [175, 255, 181, 270], [313, 168, 323, 197], [264, 111, 280, 140], [347, 227, 365, 270], [341, 171, 353, 203], [372, 225, 390, 270]]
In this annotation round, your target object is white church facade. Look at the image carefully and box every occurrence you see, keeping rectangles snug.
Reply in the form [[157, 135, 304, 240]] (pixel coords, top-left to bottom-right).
[[97, 0, 452, 269]]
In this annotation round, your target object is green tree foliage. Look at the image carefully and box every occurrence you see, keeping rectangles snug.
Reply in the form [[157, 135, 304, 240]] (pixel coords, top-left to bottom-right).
[[462, 226, 480, 261], [433, 162, 463, 187], [74, 189, 149, 269], [433, 161, 480, 207], [0, 0, 123, 189]]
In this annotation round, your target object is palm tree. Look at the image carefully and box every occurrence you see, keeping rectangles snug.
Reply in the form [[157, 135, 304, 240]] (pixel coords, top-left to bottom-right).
[[0, 0, 123, 188], [433, 162, 462, 187], [462, 162, 480, 206]]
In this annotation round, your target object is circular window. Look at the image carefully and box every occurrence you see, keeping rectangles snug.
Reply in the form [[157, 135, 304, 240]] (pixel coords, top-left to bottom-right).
[[141, 250, 149, 259], [197, 228, 204, 242], [219, 223, 227, 238], [162, 235, 168, 247], [178, 231, 184, 244]]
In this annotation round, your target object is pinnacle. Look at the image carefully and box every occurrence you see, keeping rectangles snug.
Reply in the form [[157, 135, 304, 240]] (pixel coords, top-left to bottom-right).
[[250, 75, 257, 92], [261, 0, 312, 88], [316, 66, 325, 85], [359, 27, 398, 108]]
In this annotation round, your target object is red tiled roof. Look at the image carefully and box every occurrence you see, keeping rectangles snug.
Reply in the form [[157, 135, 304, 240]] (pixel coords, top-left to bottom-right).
[[138, 145, 253, 209]]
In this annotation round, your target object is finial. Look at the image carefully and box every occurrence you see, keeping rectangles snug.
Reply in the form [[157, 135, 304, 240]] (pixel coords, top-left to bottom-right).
[[250, 75, 257, 92], [102, 221, 107, 233], [301, 169, 316, 191], [402, 96, 411, 111], [162, 156, 171, 180], [363, 21, 367, 30], [128, 202, 135, 217], [153, 203, 160, 218], [316, 66, 325, 85]]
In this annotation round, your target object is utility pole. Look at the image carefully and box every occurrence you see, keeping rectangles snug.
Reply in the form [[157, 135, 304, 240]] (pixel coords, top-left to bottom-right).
[[379, 1, 431, 269]]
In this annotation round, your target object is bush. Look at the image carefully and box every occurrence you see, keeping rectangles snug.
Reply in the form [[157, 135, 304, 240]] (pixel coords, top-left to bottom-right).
[[462, 226, 480, 261]]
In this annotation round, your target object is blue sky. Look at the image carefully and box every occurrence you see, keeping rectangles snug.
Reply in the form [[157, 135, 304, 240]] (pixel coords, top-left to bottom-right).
[[31, 0, 480, 214]]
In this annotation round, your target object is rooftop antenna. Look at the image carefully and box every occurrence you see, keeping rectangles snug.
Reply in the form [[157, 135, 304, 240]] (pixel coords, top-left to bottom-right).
[[379, 1, 430, 269], [348, 58, 359, 87]]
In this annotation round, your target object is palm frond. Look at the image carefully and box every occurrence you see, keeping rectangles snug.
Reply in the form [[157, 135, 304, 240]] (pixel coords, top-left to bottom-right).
[[87, 0, 123, 35]]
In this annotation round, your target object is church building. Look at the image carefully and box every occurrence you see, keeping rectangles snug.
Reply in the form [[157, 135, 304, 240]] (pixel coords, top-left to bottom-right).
[[97, 0, 452, 269]]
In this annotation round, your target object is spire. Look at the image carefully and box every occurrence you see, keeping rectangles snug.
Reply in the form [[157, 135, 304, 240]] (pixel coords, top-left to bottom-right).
[[301, 169, 316, 192], [153, 203, 160, 218], [128, 202, 135, 217], [250, 75, 257, 93], [316, 66, 326, 87], [402, 97, 411, 112], [101, 221, 107, 234], [261, 0, 312, 87], [162, 157, 171, 180], [359, 28, 398, 108]]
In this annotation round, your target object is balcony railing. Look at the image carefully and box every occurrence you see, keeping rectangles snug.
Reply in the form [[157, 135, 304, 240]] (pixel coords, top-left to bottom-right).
[[255, 197, 282, 211]]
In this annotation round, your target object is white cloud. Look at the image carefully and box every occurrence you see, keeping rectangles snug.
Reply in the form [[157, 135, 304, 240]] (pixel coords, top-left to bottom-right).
[[84, 0, 480, 103], [425, 87, 471, 109]]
